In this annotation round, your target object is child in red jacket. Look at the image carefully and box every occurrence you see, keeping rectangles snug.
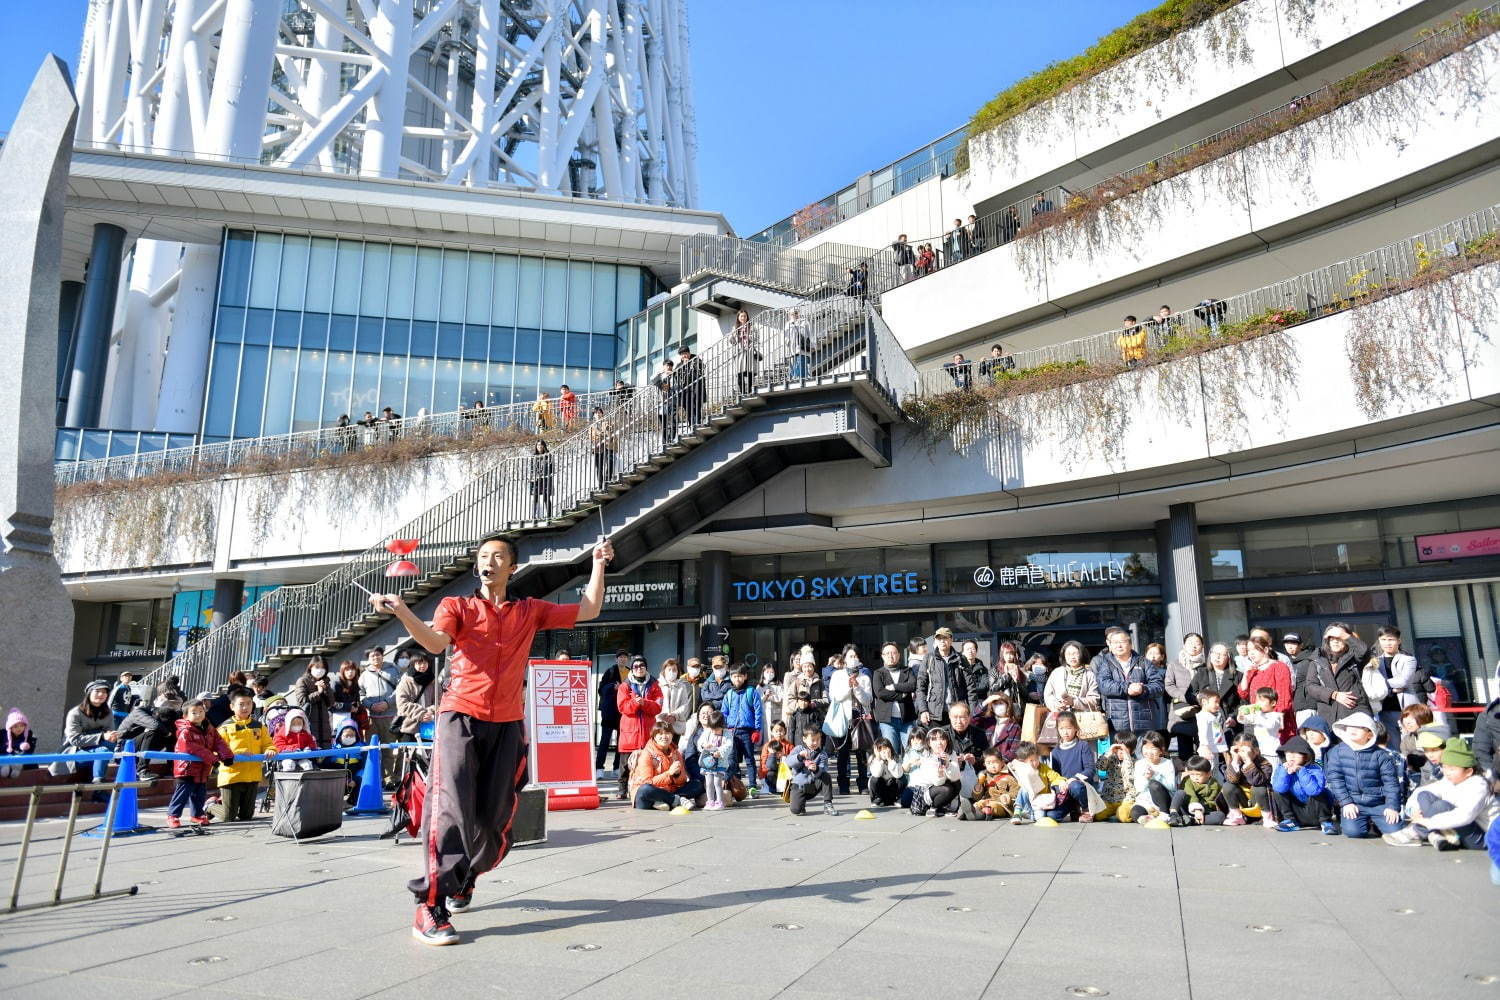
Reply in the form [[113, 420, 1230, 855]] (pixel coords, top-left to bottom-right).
[[273, 707, 318, 772], [170, 700, 233, 829]]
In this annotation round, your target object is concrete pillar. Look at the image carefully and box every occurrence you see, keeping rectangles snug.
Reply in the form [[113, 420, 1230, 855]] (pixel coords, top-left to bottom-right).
[[211, 578, 245, 630], [698, 549, 731, 663], [1155, 502, 1206, 652], [64, 222, 127, 428], [56, 280, 82, 407]]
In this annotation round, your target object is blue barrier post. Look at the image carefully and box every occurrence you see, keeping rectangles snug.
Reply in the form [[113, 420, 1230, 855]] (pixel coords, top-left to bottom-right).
[[81, 740, 153, 838], [347, 737, 386, 815]]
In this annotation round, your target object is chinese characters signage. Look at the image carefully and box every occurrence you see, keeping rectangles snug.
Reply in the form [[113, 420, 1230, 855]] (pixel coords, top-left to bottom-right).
[[973, 559, 1130, 589]]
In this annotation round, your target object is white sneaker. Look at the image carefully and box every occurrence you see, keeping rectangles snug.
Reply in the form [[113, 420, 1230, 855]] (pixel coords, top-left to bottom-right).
[[651, 801, 671, 811]]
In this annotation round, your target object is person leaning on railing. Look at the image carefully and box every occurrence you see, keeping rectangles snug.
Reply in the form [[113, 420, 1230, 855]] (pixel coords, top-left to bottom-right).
[[1116, 316, 1147, 367], [785, 309, 814, 379], [943, 353, 975, 390], [977, 344, 1016, 383], [675, 346, 705, 427], [1195, 298, 1227, 336], [652, 359, 676, 446]]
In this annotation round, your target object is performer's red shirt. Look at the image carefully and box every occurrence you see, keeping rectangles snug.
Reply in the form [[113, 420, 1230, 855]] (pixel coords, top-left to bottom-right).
[[433, 593, 579, 722]]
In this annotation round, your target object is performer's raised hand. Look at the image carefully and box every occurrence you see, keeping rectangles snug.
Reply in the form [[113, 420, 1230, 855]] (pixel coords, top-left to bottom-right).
[[593, 539, 614, 567], [368, 591, 400, 613]]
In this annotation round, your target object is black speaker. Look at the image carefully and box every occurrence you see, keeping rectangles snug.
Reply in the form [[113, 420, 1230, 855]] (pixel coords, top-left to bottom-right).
[[512, 786, 548, 847]]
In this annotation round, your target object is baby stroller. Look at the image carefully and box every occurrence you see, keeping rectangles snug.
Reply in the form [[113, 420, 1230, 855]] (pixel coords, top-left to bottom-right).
[[383, 727, 431, 844], [257, 700, 294, 815]]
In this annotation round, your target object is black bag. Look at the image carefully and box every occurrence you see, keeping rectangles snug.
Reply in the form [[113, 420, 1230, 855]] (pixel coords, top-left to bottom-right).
[[851, 713, 877, 752], [270, 769, 346, 840]]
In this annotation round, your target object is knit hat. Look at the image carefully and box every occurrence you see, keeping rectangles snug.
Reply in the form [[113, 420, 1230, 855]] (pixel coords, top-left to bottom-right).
[[1278, 736, 1314, 759], [4, 708, 28, 730], [1333, 712, 1376, 736], [1441, 737, 1475, 769], [1415, 729, 1447, 751], [84, 680, 110, 697]]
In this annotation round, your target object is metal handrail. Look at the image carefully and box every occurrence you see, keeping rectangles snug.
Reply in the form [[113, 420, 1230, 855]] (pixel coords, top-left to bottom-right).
[[915, 203, 1500, 396], [680, 234, 903, 300], [134, 293, 890, 698], [55, 390, 619, 486]]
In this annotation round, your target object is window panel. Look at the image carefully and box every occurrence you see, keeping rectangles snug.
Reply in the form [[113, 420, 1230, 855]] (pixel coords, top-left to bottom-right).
[[277, 235, 309, 311], [305, 237, 336, 313], [410, 320, 436, 357], [386, 244, 415, 320], [360, 243, 390, 317], [356, 316, 383, 353], [272, 311, 301, 347], [328, 314, 355, 352], [439, 250, 467, 324], [540, 332, 565, 366], [437, 322, 462, 359], [413, 247, 441, 321], [460, 359, 486, 410], [234, 344, 269, 437], [466, 253, 493, 325], [591, 263, 616, 335], [293, 350, 326, 431], [247, 233, 282, 310], [541, 258, 567, 331], [406, 357, 434, 414], [616, 265, 642, 321], [492, 254, 518, 327], [263, 347, 296, 435], [214, 305, 246, 343], [243, 309, 272, 346], [322, 349, 353, 423], [567, 260, 592, 333], [463, 324, 488, 360], [383, 320, 410, 355], [300, 312, 329, 350], [565, 332, 592, 369], [514, 328, 540, 366], [489, 326, 515, 364], [433, 358, 460, 412], [220, 231, 254, 308], [204, 345, 240, 437], [517, 257, 543, 329], [591, 334, 617, 371], [332, 240, 361, 314], [380, 354, 408, 416], [350, 352, 380, 417]]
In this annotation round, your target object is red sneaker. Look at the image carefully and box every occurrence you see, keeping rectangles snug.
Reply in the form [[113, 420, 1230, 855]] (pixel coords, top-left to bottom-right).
[[412, 903, 458, 946], [191, 814, 211, 826], [167, 816, 182, 829]]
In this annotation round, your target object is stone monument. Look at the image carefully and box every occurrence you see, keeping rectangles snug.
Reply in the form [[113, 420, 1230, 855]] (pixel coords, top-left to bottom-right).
[[0, 57, 80, 746]]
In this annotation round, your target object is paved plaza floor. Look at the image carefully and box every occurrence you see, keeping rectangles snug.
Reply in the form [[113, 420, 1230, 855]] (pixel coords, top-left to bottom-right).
[[0, 794, 1496, 1000]]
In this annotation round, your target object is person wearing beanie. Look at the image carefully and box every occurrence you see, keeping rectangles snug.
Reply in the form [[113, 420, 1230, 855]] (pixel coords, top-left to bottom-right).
[[1270, 736, 1336, 833], [1, 708, 37, 777], [57, 680, 119, 786], [1325, 712, 1402, 838], [1383, 737, 1497, 850]]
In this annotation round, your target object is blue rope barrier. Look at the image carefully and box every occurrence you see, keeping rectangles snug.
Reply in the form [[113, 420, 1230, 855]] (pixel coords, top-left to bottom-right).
[[0, 742, 427, 768]]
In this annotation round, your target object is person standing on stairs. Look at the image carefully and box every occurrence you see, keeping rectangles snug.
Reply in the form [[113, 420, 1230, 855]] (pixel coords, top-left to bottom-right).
[[370, 533, 614, 946], [529, 440, 554, 520]]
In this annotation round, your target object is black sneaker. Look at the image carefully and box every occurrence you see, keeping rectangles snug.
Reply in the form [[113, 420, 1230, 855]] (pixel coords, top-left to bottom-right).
[[412, 903, 458, 946], [448, 886, 473, 911]]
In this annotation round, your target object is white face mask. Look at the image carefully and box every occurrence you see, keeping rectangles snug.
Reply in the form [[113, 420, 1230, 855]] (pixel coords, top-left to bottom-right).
[[687, 666, 701, 677], [310, 667, 327, 679]]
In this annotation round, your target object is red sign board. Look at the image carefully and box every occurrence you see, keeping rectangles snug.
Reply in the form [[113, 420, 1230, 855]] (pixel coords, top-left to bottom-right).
[[1415, 528, 1500, 563], [524, 659, 599, 811]]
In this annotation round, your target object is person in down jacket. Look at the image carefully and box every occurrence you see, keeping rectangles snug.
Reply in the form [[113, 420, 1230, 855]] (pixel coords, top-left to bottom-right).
[[328, 717, 365, 806], [169, 700, 234, 828], [1093, 627, 1166, 734], [1323, 712, 1402, 839]]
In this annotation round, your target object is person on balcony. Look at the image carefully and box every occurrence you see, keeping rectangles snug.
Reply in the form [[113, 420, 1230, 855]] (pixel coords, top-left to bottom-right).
[[784, 309, 813, 380], [967, 214, 987, 255], [977, 344, 1016, 383], [532, 391, 555, 433], [675, 345, 705, 427], [996, 206, 1020, 246], [1149, 305, 1180, 345], [1195, 298, 1227, 336], [732, 309, 760, 395], [652, 359, 675, 446], [845, 263, 867, 299], [557, 385, 579, 427], [1031, 191, 1055, 218], [1116, 316, 1147, 367], [335, 413, 356, 450], [380, 406, 402, 442], [943, 353, 974, 390], [946, 218, 970, 263], [529, 440, 554, 520], [892, 235, 915, 282], [589, 406, 615, 489], [915, 243, 936, 275]]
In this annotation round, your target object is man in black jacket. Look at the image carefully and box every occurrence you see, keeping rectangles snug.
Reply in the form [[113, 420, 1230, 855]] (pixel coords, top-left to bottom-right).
[[675, 346, 705, 429], [939, 701, 985, 772], [1472, 694, 1500, 778], [916, 628, 969, 727], [116, 693, 182, 752], [1282, 632, 1319, 713], [595, 650, 628, 774]]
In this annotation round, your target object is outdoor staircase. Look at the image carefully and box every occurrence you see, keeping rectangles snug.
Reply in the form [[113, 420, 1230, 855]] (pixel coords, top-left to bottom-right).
[[136, 295, 916, 696]]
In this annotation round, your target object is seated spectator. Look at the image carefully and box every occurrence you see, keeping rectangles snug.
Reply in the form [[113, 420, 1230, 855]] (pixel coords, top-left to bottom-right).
[[961, 747, 1020, 821], [1325, 713, 1402, 839], [1271, 736, 1336, 833], [628, 722, 692, 811], [273, 708, 318, 772], [941, 702, 985, 784], [977, 343, 1015, 382], [1130, 731, 1177, 825], [1397, 704, 1446, 770], [1384, 738, 1496, 850], [909, 728, 962, 817], [109, 672, 139, 724], [117, 693, 182, 753], [1407, 729, 1448, 791], [943, 353, 973, 390], [1221, 733, 1274, 827], [1046, 711, 1100, 822], [1298, 715, 1333, 761], [1097, 733, 1137, 822], [867, 737, 903, 807], [788, 726, 837, 816], [57, 681, 118, 785], [1116, 316, 1146, 366], [987, 692, 1022, 762], [1170, 756, 1224, 827], [1, 709, 36, 777], [1008, 740, 1067, 826], [760, 719, 793, 796]]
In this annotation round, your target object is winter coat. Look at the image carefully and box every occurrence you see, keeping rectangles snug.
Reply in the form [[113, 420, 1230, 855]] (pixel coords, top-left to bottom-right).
[[597, 667, 623, 725], [787, 744, 829, 786], [658, 678, 694, 736], [627, 741, 686, 797], [1305, 650, 1372, 727], [287, 673, 334, 746], [115, 704, 176, 752], [1050, 739, 1097, 782], [62, 706, 113, 750], [915, 649, 970, 722], [1180, 775, 1222, 810], [1188, 664, 1242, 718], [616, 677, 664, 753], [359, 664, 400, 718], [782, 673, 826, 712], [393, 671, 435, 736], [108, 682, 139, 716], [1472, 697, 1500, 774], [720, 684, 763, 732], [1094, 652, 1166, 733], [971, 771, 1020, 812], [990, 720, 1022, 761], [217, 717, 274, 786], [1224, 753, 1274, 789], [761, 738, 793, 780], [1164, 653, 1201, 704], [2, 709, 35, 756], [173, 718, 233, 782], [759, 680, 783, 731], [1043, 666, 1100, 713], [871, 665, 918, 724], [1271, 758, 1328, 803], [1289, 650, 1319, 712], [274, 709, 319, 755], [1325, 740, 1401, 812], [961, 656, 994, 706], [990, 667, 1033, 708], [1237, 658, 1296, 744], [699, 672, 734, 712]]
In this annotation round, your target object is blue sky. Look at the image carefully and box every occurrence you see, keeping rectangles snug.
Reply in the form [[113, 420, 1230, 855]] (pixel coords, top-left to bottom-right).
[[0, 1, 1153, 233]]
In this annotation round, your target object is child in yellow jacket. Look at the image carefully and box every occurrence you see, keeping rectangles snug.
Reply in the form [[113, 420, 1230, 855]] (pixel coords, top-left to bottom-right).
[[218, 691, 275, 822], [963, 747, 1020, 820]]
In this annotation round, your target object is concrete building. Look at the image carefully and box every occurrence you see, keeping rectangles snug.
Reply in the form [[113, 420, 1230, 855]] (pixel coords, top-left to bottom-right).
[[38, 0, 1500, 714]]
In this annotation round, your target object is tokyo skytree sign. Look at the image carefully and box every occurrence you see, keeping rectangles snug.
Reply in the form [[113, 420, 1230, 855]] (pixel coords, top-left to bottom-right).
[[75, 0, 699, 207]]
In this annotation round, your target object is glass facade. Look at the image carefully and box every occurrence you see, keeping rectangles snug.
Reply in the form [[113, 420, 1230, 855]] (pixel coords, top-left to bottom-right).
[[618, 287, 694, 387], [56, 427, 200, 464], [205, 231, 655, 438]]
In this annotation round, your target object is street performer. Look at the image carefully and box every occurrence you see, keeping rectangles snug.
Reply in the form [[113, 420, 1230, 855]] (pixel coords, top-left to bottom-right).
[[369, 533, 613, 945]]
